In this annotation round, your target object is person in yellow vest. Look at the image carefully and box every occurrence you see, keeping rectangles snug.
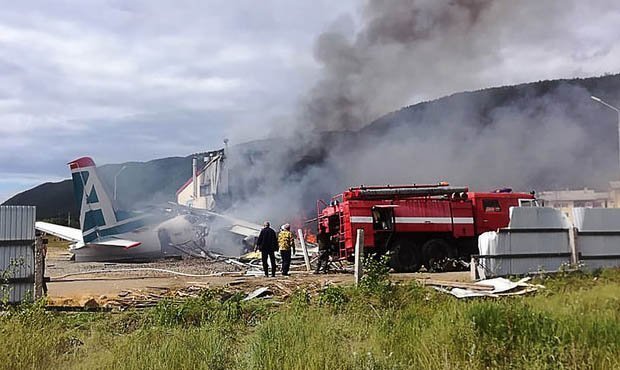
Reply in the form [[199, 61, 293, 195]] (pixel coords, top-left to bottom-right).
[[278, 223, 295, 276]]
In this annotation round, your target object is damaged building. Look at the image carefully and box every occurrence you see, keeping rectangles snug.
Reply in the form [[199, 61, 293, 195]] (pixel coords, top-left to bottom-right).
[[176, 148, 230, 211]]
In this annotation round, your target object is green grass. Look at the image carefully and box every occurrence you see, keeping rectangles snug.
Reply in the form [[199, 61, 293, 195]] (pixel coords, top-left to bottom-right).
[[1, 270, 620, 370]]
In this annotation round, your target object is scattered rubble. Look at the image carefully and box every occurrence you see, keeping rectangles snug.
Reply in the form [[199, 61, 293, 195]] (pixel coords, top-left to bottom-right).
[[48, 275, 333, 310], [425, 277, 544, 298], [242, 287, 271, 301]]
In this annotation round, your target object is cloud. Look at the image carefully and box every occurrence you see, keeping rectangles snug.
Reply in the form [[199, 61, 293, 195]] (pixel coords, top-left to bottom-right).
[[0, 0, 359, 201]]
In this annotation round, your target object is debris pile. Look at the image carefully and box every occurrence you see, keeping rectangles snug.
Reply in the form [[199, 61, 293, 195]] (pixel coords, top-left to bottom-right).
[[421, 277, 543, 298], [60, 277, 332, 310]]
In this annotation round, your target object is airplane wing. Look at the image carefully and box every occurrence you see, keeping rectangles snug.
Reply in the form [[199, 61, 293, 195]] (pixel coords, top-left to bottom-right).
[[93, 236, 142, 249], [214, 213, 262, 237], [208, 213, 261, 237], [35, 221, 83, 243], [35, 221, 141, 249], [172, 203, 262, 237], [229, 224, 261, 237]]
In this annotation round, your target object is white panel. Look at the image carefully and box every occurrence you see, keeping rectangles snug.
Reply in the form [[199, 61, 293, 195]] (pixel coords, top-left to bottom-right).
[[479, 229, 571, 277], [573, 207, 620, 231], [508, 207, 570, 229]]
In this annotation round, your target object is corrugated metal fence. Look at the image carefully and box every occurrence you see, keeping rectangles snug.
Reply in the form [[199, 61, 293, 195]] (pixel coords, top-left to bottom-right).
[[0, 206, 36, 303], [476, 208, 572, 278], [475, 207, 620, 279], [573, 208, 620, 270]]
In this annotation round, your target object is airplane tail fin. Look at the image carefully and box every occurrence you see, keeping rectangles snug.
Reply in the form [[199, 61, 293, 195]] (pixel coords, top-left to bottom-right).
[[68, 157, 119, 243]]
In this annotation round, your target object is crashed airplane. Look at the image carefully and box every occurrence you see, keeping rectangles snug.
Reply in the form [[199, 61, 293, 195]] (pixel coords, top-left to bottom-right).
[[36, 157, 261, 262]]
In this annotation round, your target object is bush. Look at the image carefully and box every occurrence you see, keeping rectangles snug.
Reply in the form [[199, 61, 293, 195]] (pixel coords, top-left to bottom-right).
[[317, 284, 349, 311], [359, 255, 391, 295]]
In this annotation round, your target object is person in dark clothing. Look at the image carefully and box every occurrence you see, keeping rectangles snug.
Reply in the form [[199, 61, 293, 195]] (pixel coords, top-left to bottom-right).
[[315, 225, 331, 274], [255, 221, 278, 277]]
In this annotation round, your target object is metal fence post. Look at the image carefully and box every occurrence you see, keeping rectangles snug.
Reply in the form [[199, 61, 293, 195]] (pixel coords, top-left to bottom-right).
[[33, 235, 44, 300], [354, 229, 364, 285], [297, 229, 311, 272], [568, 226, 579, 266], [470, 255, 478, 281]]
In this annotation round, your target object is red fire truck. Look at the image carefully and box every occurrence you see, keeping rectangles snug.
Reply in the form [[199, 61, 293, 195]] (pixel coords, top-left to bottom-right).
[[317, 183, 536, 272]]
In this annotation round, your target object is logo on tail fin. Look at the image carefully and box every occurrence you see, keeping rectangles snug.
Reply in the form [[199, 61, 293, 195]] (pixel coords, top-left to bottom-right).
[[68, 157, 150, 243], [69, 157, 119, 242]]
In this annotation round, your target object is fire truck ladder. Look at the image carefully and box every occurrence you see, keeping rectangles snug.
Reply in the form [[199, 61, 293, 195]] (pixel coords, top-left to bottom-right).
[[337, 211, 347, 259]]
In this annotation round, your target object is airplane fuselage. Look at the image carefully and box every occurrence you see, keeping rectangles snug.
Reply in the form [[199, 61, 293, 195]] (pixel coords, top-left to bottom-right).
[[72, 214, 199, 262]]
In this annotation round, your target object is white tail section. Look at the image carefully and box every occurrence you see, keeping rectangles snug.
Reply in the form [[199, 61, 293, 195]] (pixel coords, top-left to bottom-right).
[[68, 157, 118, 243]]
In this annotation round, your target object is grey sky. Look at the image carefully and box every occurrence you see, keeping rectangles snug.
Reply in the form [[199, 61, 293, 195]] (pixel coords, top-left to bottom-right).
[[1, 0, 620, 202]]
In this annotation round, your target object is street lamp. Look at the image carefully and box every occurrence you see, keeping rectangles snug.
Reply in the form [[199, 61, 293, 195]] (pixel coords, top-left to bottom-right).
[[113, 165, 127, 201], [591, 95, 620, 172]]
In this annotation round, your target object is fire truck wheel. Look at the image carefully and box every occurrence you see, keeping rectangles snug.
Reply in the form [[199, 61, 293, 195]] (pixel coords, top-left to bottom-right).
[[389, 241, 421, 273], [422, 239, 457, 272]]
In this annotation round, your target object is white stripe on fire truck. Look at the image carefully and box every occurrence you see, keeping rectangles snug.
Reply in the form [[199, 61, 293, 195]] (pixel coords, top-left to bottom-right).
[[396, 217, 452, 224], [350, 216, 373, 223], [452, 217, 475, 224], [396, 217, 474, 224], [349, 216, 474, 224]]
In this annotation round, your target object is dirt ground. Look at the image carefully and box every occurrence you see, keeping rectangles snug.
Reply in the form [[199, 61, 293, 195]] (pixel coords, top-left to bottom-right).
[[44, 244, 470, 307]]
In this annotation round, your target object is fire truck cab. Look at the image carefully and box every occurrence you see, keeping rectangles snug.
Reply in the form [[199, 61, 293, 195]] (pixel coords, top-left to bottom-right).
[[317, 183, 536, 272]]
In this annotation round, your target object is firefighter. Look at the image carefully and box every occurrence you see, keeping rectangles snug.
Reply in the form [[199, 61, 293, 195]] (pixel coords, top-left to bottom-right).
[[278, 223, 295, 276], [255, 221, 278, 277], [315, 225, 330, 274]]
